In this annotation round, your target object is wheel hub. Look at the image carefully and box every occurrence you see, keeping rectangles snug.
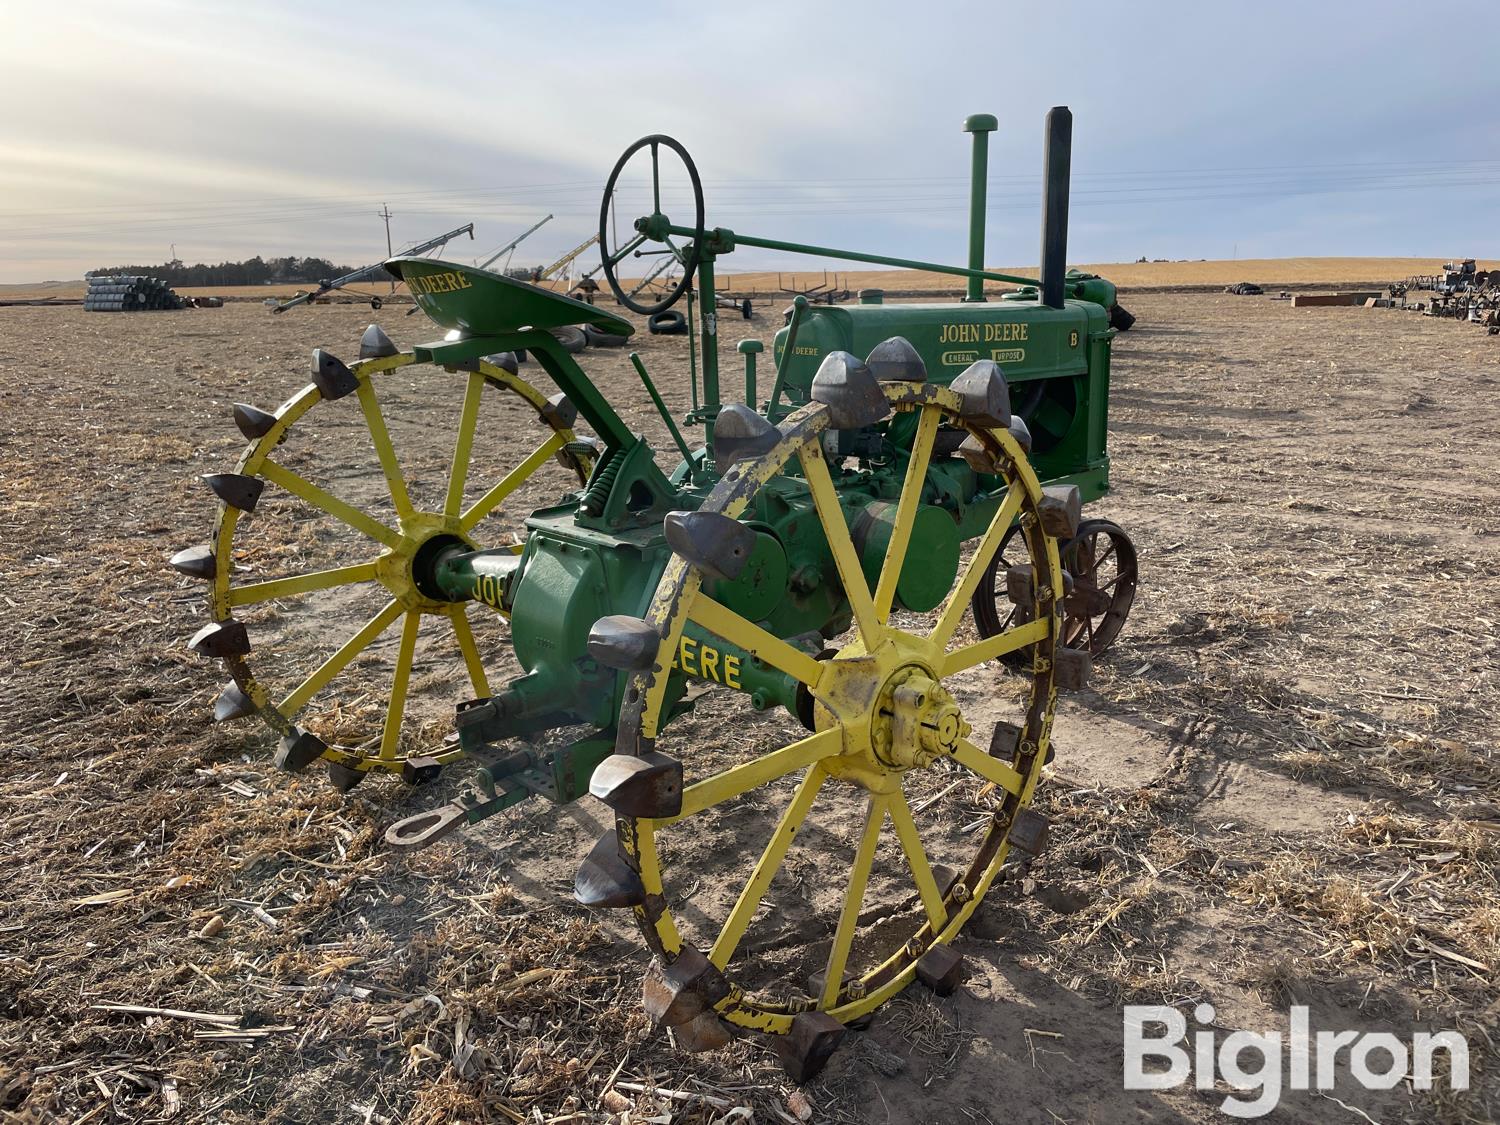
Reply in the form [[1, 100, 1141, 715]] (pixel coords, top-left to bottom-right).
[[813, 633, 970, 782], [375, 511, 474, 609], [875, 670, 966, 771]]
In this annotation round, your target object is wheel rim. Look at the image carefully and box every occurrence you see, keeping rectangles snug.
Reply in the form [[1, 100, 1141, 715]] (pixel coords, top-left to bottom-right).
[[205, 352, 590, 777], [975, 517, 1137, 660], [1060, 519, 1137, 654], [612, 383, 1063, 1033]]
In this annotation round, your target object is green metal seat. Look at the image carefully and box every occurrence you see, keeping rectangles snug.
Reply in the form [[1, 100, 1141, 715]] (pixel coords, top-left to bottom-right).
[[387, 256, 634, 339]]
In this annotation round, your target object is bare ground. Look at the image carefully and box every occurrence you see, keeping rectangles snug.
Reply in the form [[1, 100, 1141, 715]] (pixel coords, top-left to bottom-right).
[[0, 292, 1496, 1124]]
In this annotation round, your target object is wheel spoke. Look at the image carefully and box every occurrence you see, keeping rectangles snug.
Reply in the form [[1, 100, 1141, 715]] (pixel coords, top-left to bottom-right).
[[226, 560, 378, 608], [279, 599, 404, 716], [873, 405, 941, 621], [379, 611, 421, 760], [797, 442, 882, 644], [447, 605, 492, 698], [931, 483, 1024, 647], [950, 736, 1025, 796], [650, 140, 661, 214], [662, 728, 840, 825], [943, 616, 1050, 676], [607, 231, 647, 267], [821, 793, 886, 1009], [260, 461, 402, 549], [444, 371, 485, 518], [887, 787, 947, 933], [459, 432, 568, 533], [687, 595, 825, 687], [1079, 540, 1116, 577], [709, 764, 827, 970], [354, 380, 415, 520]]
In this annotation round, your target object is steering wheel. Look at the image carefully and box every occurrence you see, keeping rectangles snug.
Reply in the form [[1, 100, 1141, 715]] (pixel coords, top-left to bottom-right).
[[598, 135, 705, 316]]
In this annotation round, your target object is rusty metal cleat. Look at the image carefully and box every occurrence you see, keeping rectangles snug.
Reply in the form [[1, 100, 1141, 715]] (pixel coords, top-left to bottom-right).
[[1005, 564, 1035, 606], [915, 945, 966, 996], [810, 351, 890, 429], [311, 349, 358, 400], [202, 473, 263, 513], [169, 544, 216, 580], [232, 403, 277, 440], [401, 755, 443, 786], [327, 761, 367, 793], [664, 510, 756, 582], [988, 720, 1022, 762], [957, 432, 1002, 475], [589, 751, 683, 818], [1008, 808, 1050, 858], [643, 947, 735, 1052], [1007, 415, 1033, 453], [359, 324, 399, 360], [865, 336, 926, 382], [274, 728, 326, 773], [574, 831, 646, 908], [212, 681, 256, 722], [672, 1007, 733, 1053], [1053, 646, 1091, 691], [772, 1011, 846, 1084], [482, 350, 519, 374], [713, 403, 781, 468], [1038, 484, 1082, 539], [188, 620, 249, 658], [587, 615, 661, 671], [931, 863, 964, 899], [542, 392, 577, 429], [951, 359, 1010, 427]]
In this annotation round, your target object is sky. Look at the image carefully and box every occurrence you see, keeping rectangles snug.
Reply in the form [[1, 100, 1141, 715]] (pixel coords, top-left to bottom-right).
[[1, 1, 1497, 284]]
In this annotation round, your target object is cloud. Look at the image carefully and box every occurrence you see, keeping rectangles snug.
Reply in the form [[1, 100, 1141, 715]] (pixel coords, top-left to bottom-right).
[[0, 1, 1496, 281]]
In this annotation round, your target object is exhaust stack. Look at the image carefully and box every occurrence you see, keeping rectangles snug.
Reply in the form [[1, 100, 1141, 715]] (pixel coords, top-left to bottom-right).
[[1039, 106, 1072, 310], [962, 113, 998, 303]]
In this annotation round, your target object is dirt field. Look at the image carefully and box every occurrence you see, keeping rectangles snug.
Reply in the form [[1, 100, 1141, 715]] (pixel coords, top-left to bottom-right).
[[2, 256, 1492, 302], [1, 290, 1496, 1124]]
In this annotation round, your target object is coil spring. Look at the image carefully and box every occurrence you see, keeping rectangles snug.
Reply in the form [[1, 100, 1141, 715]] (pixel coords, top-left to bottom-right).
[[580, 448, 622, 516]]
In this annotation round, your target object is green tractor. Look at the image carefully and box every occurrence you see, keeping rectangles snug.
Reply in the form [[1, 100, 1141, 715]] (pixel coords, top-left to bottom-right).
[[175, 107, 1137, 1079]]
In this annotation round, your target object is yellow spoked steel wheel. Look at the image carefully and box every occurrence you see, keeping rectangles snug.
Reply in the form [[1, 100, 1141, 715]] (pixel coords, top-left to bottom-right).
[[605, 382, 1071, 1076], [177, 334, 591, 789]]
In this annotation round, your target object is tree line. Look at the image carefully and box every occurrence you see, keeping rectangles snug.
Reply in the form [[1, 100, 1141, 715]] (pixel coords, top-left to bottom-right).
[[84, 256, 389, 287]]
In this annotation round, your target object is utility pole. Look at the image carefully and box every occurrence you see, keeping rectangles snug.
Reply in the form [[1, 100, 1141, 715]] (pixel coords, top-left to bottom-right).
[[378, 204, 395, 292]]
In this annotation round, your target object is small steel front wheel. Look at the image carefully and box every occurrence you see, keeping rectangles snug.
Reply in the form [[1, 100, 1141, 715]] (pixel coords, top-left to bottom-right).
[[973, 516, 1137, 660]]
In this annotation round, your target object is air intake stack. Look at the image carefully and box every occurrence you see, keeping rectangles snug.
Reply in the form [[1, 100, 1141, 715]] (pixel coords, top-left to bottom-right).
[[1039, 106, 1072, 310]]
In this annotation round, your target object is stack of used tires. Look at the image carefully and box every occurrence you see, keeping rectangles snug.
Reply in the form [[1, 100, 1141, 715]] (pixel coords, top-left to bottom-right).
[[545, 324, 631, 354], [84, 275, 187, 312]]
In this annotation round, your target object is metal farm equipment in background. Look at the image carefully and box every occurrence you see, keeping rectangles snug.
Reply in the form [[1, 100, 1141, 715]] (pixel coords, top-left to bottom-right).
[[174, 108, 1138, 1079], [270, 222, 476, 313]]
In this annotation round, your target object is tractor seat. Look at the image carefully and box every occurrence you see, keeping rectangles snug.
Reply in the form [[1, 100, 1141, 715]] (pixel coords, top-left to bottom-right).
[[387, 256, 634, 340]]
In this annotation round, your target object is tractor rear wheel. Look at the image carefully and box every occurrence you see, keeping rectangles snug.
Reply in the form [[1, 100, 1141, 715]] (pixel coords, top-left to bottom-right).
[[585, 380, 1077, 1075], [174, 331, 592, 788]]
